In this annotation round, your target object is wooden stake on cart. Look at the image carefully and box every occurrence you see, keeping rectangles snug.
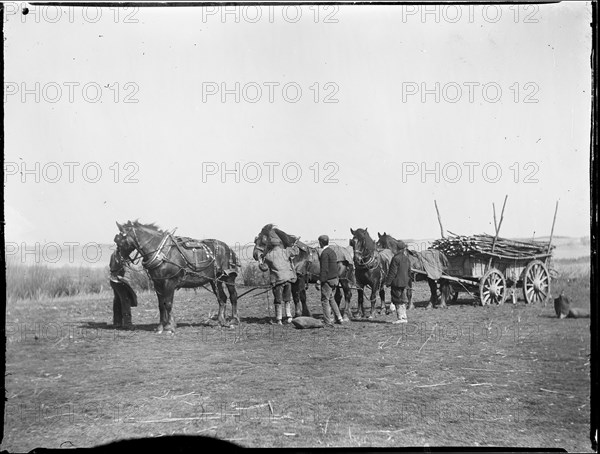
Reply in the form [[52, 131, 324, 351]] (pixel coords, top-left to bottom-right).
[[546, 200, 559, 263], [434, 200, 445, 238], [487, 195, 508, 271]]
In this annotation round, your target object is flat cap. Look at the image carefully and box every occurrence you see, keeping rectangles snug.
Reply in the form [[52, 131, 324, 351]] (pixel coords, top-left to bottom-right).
[[318, 235, 329, 243]]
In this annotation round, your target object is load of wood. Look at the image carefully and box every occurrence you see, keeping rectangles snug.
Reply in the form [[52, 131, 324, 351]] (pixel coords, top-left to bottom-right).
[[431, 232, 554, 259]]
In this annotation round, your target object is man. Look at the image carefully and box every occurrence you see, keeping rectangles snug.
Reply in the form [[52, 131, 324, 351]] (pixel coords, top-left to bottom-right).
[[109, 249, 138, 329], [262, 237, 299, 325], [384, 240, 411, 324], [318, 235, 343, 326]]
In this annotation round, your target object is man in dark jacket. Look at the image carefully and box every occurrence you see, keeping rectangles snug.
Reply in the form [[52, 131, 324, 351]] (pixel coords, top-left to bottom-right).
[[319, 235, 343, 326], [384, 240, 411, 324], [109, 249, 138, 328]]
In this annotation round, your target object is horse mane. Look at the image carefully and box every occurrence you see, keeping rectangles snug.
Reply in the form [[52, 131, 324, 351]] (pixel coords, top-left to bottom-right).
[[124, 220, 164, 233], [260, 224, 297, 248]]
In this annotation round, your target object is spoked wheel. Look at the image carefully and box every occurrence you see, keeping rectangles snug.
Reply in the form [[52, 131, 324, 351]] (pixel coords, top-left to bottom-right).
[[522, 260, 551, 305], [479, 268, 507, 306]]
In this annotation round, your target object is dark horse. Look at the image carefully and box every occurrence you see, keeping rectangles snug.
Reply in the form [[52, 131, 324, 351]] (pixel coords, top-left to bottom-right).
[[115, 221, 239, 332], [252, 224, 355, 320], [377, 232, 451, 309], [349, 228, 394, 318]]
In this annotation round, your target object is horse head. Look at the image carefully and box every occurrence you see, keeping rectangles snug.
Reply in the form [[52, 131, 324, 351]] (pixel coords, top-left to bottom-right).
[[116, 220, 165, 260], [350, 228, 376, 265], [376, 231, 392, 250], [377, 232, 407, 253]]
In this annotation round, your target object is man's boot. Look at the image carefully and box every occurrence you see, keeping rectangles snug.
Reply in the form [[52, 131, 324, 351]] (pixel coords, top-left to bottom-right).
[[321, 301, 334, 326], [284, 301, 293, 323], [113, 296, 122, 327], [274, 303, 283, 325], [393, 304, 407, 324]]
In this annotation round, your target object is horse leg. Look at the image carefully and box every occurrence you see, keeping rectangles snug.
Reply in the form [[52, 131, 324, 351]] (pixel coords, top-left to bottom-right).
[[426, 279, 437, 309], [212, 280, 229, 327], [339, 280, 353, 321], [226, 279, 239, 324], [162, 286, 177, 333], [407, 279, 415, 310], [437, 280, 449, 309], [300, 279, 312, 317], [291, 279, 301, 316], [379, 286, 388, 315], [154, 285, 167, 333], [294, 276, 311, 317], [368, 285, 377, 319], [356, 284, 365, 319]]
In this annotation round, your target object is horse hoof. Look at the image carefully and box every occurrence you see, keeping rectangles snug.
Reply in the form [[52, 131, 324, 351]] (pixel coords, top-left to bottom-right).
[[156, 326, 164, 334]]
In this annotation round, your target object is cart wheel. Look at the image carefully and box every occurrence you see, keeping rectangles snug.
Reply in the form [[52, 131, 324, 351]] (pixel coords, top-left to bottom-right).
[[522, 260, 550, 305], [479, 268, 507, 306]]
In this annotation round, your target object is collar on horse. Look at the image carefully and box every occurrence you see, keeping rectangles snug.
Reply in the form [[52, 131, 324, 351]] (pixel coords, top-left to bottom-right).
[[355, 252, 380, 270], [139, 228, 174, 270], [353, 240, 380, 271]]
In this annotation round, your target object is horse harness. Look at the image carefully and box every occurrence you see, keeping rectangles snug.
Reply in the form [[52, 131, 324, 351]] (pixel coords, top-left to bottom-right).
[[128, 228, 221, 280], [353, 240, 383, 273]]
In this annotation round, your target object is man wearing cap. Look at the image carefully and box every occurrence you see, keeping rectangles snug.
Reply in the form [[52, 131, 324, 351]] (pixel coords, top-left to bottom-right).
[[262, 237, 299, 325], [318, 235, 343, 326], [109, 249, 138, 329], [384, 240, 411, 324]]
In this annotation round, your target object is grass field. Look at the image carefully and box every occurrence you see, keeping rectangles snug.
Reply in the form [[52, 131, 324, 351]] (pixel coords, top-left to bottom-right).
[[2, 259, 592, 451]]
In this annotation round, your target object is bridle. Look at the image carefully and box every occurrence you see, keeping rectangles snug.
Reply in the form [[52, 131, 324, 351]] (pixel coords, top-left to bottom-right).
[[352, 236, 379, 270], [119, 226, 172, 270]]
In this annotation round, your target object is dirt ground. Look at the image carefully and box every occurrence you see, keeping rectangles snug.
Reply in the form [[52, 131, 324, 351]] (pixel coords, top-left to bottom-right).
[[2, 264, 592, 451]]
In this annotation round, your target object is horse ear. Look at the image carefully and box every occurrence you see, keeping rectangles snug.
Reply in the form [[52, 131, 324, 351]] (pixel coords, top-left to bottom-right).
[[116, 222, 124, 233], [378, 232, 382, 238], [365, 227, 368, 232], [350, 228, 355, 235]]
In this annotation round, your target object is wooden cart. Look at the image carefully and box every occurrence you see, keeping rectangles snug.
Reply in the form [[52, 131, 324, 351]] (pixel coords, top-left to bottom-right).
[[441, 251, 552, 305], [429, 197, 558, 306]]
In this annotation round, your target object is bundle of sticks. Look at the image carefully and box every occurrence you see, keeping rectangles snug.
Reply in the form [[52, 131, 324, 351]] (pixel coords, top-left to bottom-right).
[[431, 232, 554, 258]]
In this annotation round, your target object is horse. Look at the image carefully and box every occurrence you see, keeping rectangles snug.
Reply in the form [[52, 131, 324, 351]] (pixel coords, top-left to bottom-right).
[[349, 228, 394, 319], [252, 224, 355, 321], [377, 232, 451, 309], [115, 221, 240, 333]]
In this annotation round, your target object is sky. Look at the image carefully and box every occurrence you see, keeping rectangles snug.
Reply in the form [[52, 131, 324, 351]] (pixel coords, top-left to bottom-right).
[[3, 2, 593, 247]]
